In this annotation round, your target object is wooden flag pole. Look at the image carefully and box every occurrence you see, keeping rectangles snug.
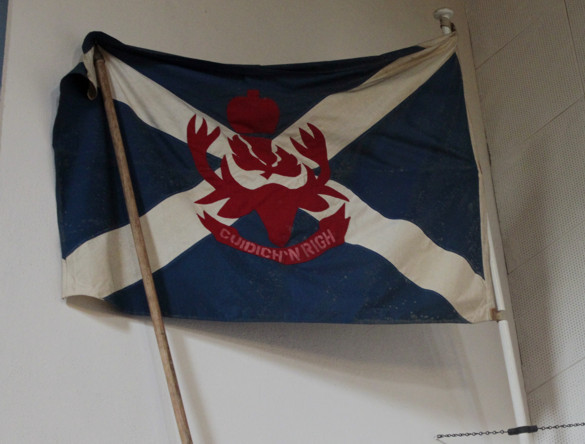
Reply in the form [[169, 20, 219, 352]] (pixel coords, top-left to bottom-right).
[[93, 48, 193, 444]]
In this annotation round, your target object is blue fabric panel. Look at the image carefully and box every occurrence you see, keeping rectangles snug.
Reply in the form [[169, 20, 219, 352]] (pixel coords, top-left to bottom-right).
[[107, 211, 465, 323]]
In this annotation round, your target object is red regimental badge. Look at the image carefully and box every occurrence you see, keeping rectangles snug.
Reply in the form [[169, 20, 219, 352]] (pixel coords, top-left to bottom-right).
[[187, 90, 349, 263]]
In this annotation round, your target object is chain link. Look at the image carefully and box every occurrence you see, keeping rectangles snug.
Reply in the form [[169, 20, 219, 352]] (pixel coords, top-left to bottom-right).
[[436, 430, 506, 439], [539, 422, 585, 431], [436, 422, 585, 440]]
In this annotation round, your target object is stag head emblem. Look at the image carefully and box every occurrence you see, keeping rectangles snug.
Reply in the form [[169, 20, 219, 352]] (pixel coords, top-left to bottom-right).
[[187, 90, 348, 249]]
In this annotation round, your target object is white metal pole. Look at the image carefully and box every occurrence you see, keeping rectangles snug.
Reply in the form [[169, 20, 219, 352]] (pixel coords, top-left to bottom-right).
[[488, 223, 534, 444], [433, 7, 534, 442]]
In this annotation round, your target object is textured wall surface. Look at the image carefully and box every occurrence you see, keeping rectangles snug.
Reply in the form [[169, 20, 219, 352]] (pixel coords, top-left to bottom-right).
[[466, 0, 585, 442]]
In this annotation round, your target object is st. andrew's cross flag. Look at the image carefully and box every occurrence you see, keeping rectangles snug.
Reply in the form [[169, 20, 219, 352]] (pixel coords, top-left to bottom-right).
[[53, 31, 495, 324]]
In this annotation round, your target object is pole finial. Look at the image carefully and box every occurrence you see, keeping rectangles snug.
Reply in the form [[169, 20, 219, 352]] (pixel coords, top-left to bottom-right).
[[433, 8, 454, 35]]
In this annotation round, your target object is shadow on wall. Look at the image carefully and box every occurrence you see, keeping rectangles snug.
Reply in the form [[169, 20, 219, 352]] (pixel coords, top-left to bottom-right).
[[66, 292, 491, 397], [66, 294, 502, 442], [164, 317, 497, 443], [166, 316, 492, 406]]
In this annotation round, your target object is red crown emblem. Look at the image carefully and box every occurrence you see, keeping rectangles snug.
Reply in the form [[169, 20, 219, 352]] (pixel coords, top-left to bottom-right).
[[227, 90, 279, 134]]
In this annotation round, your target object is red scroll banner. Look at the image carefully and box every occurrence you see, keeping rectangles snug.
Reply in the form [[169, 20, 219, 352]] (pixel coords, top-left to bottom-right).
[[199, 206, 350, 264]]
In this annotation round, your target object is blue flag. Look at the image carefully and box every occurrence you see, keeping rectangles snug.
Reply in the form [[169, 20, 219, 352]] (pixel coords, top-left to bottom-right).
[[53, 32, 495, 323]]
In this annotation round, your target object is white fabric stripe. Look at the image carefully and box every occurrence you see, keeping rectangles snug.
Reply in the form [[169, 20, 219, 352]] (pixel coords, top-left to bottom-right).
[[63, 182, 231, 300], [65, 33, 490, 321], [99, 50, 234, 159], [307, 183, 490, 323], [85, 33, 456, 164], [93, 33, 458, 199], [63, 176, 489, 322], [275, 34, 457, 160], [93, 34, 455, 190]]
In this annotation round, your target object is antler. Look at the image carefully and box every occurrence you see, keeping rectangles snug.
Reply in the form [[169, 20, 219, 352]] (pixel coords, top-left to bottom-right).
[[290, 123, 348, 204], [187, 115, 222, 189], [290, 123, 330, 187], [187, 114, 255, 212]]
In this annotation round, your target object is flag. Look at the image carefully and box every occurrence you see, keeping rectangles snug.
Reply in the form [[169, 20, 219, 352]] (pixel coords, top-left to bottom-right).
[[53, 31, 495, 323]]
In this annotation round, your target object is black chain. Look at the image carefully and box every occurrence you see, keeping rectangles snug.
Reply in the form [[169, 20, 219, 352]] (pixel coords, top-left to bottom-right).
[[436, 422, 585, 440], [538, 422, 585, 431], [436, 430, 506, 439]]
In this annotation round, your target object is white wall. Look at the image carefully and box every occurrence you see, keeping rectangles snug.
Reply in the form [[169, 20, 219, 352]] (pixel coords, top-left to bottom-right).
[[466, 0, 585, 442], [0, 1, 521, 443]]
